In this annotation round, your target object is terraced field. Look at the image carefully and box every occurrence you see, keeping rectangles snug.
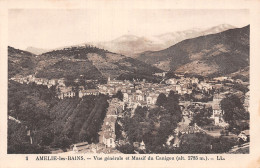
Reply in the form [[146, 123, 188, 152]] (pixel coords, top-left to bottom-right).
[[49, 95, 109, 144]]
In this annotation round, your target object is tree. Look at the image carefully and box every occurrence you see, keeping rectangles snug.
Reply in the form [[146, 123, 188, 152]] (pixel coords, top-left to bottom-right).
[[220, 94, 247, 123], [116, 144, 135, 154], [211, 137, 237, 153], [220, 94, 249, 132], [65, 74, 75, 86], [164, 91, 182, 122], [232, 83, 249, 94], [115, 90, 123, 101], [8, 119, 50, 154], [8, 120, 28, 153], [37, 129, 54, 146], [178, 133, 237, 154], [190, 107, 213, 126], [179, 133, 213, 153], [156, 93, 167, 107], [52, 134, 72, 149], [134, 106, 147, 122], [168, 90, 179, 104]]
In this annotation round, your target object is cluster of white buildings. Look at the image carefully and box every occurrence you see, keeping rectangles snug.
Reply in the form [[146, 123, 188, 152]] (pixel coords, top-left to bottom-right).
[[98, 76, 203, 110], [10, 74, 221, 111], [11, 74, 248, 127], [10, 75, 62, 88], [10, 75, 101, 99], [10, 72, 250, 153]]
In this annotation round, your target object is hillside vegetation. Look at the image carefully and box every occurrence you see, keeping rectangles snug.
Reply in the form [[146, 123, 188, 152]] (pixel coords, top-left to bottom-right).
[[9, 45, 162, 82], [8, 80, 110, 153], [49, 95, 109, 145], [37, 45, 162, 81], [138, 25, 249, 77], [8, 46, 36, 78]]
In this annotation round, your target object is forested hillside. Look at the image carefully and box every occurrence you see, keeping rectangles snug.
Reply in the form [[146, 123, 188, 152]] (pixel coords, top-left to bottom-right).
[[8, 81, 58, 153], [8, 46, 36, 78], [8, 81, 110, 153], [9, 45, 163, 83], [37, 45, 162, 81]]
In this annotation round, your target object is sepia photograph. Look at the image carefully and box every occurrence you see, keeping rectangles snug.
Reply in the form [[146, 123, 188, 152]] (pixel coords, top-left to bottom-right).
[[7, 8, 251, 155]]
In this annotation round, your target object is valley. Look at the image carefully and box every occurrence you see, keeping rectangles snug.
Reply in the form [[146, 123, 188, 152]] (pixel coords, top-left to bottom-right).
[[8, 24, 250, 154]]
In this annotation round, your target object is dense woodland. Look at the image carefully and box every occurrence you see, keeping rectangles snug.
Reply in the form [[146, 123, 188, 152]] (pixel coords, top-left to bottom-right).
[[8, 81, 109, 153]]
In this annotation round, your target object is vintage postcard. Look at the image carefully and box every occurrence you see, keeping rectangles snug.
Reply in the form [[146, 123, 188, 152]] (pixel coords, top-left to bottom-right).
[[0, 0, 260, 168]]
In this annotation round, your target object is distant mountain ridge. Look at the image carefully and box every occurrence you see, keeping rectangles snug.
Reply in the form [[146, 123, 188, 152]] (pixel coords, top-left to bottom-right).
[[137, 25, 249, 77], [24, 24, 235, 57], [9, 24, 247, 80], [87, 24, 236, 57], [25, 47, 49, 55]]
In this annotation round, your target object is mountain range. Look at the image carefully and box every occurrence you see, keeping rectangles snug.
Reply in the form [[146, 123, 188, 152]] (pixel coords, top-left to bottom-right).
[[24, 24, 235, 56], [9, 24, 249, 81], [87, 24, 236, 57], [138, 25, 249, 77]]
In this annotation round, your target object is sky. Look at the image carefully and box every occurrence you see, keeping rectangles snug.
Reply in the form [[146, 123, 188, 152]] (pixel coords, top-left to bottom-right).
[[8, 9, 249, 50]]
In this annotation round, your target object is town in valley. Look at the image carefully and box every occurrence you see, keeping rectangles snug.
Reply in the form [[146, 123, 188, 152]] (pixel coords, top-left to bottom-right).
[[8, 59, 250, 154], [8, 9, 250, 154]]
